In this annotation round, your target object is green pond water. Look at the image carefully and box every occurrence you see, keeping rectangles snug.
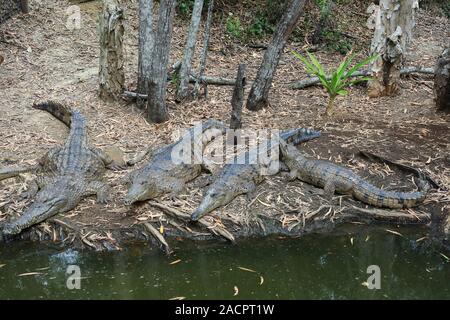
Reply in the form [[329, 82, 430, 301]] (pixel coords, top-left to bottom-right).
[[0, 226, 449, 299]]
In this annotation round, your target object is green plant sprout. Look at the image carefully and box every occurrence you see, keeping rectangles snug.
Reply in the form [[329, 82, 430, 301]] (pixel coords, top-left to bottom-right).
[[292, 50, 378, 116]]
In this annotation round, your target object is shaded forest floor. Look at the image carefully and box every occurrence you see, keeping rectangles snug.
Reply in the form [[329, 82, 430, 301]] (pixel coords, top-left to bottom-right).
[[0, 0, 449, 251]]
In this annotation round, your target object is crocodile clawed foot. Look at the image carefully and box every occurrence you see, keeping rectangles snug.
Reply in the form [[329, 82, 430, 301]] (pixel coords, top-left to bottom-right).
[[96, 191, 111, 204], [108, 163, 127, 171], [19, 190, 33, 200]]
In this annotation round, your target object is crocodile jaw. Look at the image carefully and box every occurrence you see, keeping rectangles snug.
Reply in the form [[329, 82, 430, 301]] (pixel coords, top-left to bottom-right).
[[191, 191, 229, 221], [2, 197, 67, 236], [124, 181, 159, 205]]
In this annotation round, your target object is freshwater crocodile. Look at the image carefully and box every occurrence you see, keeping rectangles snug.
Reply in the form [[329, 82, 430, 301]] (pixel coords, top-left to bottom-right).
[[124, 120, 227, 205], [1, 101, 123, 238], [279, 140, 430, 208], [191, 128, 321, 221]]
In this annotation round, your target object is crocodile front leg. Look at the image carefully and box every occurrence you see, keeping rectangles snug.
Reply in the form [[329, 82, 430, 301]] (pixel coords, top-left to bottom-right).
[[91, 147, 126, 171], [84, 180, 110, 204]]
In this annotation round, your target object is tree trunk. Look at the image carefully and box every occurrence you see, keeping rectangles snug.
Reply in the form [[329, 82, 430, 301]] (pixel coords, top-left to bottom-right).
[[246, 0, 307, 111], [434, 47, 450, 113], [177, 0, 205, 101], [147, 0, 177, 123], [367, 0, 419, 97], [98, 0, 125, 102], [137, 0, 154, 109], [194, 0, 214, 98], [230, 64, 246, 130], [312, 0, 333, 44]]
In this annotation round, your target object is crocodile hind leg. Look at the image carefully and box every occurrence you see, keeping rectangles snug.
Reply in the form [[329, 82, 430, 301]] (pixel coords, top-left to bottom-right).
[[322, 179, 354, 202], [322, 180, 336, 201], [21, 176, 53, 199], [162, 178, 185, 201], [84, 181, 110, 204]]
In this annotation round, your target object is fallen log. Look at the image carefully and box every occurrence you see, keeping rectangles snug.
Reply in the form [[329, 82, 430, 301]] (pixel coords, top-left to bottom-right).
[[290, 66, 435, 90], [143, 222, 172, 255], [123, 75, 238, 99]]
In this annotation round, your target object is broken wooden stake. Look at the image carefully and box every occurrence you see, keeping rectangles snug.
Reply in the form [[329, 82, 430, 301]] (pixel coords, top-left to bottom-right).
[[230, 64, 246, 130]]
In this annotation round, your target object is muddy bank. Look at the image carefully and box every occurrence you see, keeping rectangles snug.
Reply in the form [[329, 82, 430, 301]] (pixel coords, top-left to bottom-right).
[[0, 0, 449, 251]]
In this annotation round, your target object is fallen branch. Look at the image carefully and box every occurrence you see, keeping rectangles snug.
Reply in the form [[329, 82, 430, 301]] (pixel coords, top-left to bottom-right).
[[0, 165, 37, 181], [359, 150, 441, 189], [290, 66, 435, 89], [148, 201, 235, 243], [143, 222, 172, 255], [350, 206, 430, 224], [123, 75, 238, 99]]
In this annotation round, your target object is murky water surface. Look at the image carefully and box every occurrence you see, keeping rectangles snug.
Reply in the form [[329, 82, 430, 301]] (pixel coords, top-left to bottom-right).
[[0, 227, 449, 299]]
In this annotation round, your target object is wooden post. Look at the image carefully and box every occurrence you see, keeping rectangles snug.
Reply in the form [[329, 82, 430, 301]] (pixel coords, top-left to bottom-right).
[[137, 0, 154, 109], [98, 0, 125, 102], [246, 0, 307, 111], [434, 47, 450, 113], [147, 0, 177, 123], [20, 0, 29, 14], [177, 0, 205, 101], [230, 64, 246, 130]]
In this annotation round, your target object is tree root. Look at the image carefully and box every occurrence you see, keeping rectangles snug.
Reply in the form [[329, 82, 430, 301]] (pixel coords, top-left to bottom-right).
[[289, 66, 435, 90]]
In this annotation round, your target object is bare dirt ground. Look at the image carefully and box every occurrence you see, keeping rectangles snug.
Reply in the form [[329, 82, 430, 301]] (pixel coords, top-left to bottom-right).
[[0, 0, 449, 251]]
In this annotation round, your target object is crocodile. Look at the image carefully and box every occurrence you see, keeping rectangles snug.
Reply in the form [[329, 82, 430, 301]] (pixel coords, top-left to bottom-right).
[[1, 101, 124, 238], [123, 119, 227, 205], [279, 139, 430, 208], [191, 128, 321, 221]]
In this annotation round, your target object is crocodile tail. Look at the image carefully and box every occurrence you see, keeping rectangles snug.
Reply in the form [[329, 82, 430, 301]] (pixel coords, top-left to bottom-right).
[[280, 128, 321, 145], [32, 101, 73, 128], [352, 177, 430, 209]]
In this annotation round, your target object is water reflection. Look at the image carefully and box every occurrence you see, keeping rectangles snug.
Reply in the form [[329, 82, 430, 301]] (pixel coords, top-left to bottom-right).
[[0, 226, 449, 299]]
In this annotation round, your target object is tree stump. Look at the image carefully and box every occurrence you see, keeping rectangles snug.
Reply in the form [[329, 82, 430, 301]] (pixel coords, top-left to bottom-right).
[[20, 0, 29, 13], [367, 0, 419, 97], [434, 47, 450, 113], [98, 0, 125, 102]]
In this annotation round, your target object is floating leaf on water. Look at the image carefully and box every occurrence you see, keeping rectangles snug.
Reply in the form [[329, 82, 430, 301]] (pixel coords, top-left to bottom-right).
[[233, 286, 239, 296], [365, 235, 370, 242], [350, 237, 354, 245], [361, 281, 369, 288], [169, 296, 186, 300], [237, 266, 257, 273], [18, 272, 43, 277], [0, 264, 5, 269], [416, 236, 427, 242], [440, 253, 449, 261], [170, 259, 182, 265], [35, 267, 50, 271], [385, 229, 403, 237], [259, 276, 264, 285]]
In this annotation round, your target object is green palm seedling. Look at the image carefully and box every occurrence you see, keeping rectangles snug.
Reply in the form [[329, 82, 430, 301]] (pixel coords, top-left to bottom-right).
[[292, 50, 378, 116]]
